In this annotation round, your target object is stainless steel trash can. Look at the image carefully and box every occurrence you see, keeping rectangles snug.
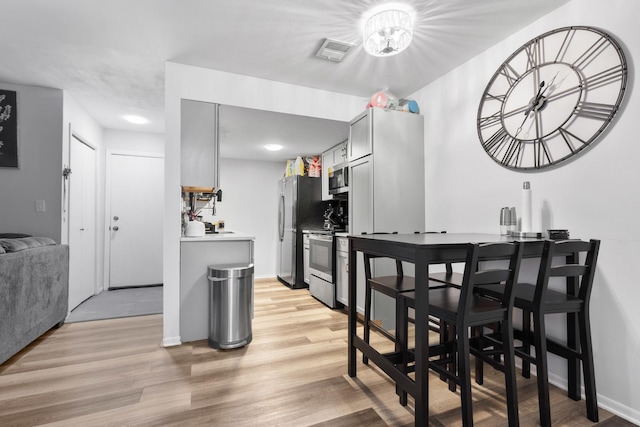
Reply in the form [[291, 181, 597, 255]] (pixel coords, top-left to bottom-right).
[[207, 263, 254, 349]]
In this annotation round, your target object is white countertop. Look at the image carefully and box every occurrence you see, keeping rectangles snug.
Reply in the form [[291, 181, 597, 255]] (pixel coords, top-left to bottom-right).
[[180, 231, 255, 242]]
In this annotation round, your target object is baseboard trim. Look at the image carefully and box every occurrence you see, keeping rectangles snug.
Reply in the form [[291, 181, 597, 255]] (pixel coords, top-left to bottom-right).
[[162, 336, 181, 347], [521, 363, 640, 425]]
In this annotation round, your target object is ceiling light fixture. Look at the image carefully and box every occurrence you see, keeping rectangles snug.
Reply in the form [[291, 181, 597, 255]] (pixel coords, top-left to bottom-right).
[[123, 114, 149, 125], [264, 144, 283, 152], [363, 5, 413, 57]]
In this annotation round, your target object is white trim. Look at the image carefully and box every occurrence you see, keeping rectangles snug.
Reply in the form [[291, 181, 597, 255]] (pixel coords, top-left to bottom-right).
[[162, 336, 182, 347], [103, 150, 165, 291]]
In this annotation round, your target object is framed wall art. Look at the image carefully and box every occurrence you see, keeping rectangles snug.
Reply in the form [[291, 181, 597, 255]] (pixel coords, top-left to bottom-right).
[[0, 89, 18, 168]]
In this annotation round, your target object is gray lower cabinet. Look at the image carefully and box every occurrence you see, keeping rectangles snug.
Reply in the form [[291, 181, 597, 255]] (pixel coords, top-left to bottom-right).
[[335, 236, 349, 307], [180, 237, 254, 342], [303, 233, 310, 285]]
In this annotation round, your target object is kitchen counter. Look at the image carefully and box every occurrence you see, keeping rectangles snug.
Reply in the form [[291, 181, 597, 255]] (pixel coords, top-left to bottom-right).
[[180, 232, 255, 343], [180, 231, 255, 242]]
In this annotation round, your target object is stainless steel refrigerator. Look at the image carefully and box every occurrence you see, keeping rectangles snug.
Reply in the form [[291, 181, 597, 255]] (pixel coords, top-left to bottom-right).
[[277, 175, 324, 289]]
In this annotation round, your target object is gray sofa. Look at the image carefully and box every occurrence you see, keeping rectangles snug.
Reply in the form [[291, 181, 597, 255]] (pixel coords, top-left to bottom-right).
[[0, 237, 69, 365]]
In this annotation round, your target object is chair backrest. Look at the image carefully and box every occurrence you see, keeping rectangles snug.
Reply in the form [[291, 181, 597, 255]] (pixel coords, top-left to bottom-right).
[[414, 231, 454, 273], [459, 241, 524, 316], [533, 239, 601, 306], [361, 232, 402, 278]]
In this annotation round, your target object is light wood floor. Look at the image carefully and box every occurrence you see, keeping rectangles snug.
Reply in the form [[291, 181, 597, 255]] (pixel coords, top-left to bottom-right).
[[0, 279, 634, 426]]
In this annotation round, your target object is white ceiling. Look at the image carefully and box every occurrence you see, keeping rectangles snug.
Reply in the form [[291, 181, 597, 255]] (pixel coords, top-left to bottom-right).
[[0, 0, 569, 160]]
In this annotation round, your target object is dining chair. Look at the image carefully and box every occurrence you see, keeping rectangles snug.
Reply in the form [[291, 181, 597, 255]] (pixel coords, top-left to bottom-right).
[[361, 232, 454, 366], [475, 239, 601, 426], [398, 241, 524, 426]]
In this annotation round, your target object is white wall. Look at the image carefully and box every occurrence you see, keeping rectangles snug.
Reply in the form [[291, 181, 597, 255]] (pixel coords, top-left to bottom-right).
[[412, 0, 639, 422], [0, 83, 63, 241], [163, 63, 364, 346], [103, 129, 164, 154], [198, 158, 284, 279]]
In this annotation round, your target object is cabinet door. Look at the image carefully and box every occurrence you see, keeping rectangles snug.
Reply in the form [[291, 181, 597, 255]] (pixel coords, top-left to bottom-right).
[[349, 111, 372, 162], [349, 157, 372, 314], [332, 140, 348, 164], [180, 100, 220, 188], [321, 149, 333, 201], [335, 238, 349, 306], [303, 234, 310, 284]]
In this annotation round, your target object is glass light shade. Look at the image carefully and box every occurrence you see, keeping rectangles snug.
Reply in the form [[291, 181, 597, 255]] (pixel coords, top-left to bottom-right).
[[363, 8, 413, 57]]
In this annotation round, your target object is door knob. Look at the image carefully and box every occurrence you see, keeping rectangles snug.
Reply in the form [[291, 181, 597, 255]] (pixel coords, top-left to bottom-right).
[[113, 216, 119, 221], [112, 226, 119, 231]]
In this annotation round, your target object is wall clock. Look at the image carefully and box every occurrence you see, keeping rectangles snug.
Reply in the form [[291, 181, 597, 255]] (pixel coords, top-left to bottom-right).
[[477, 26, 627, 170]]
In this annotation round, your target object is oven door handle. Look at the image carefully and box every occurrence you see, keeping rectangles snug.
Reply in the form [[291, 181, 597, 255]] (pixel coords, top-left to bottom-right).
[[309, 235, 333, 242]]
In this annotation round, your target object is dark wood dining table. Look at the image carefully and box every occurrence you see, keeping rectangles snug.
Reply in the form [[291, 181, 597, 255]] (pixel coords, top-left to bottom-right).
[[347, 233, 548, 426]]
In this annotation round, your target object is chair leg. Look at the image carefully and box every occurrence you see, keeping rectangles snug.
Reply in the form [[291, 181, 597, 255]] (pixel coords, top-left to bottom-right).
[[579, 309, 599, 422], [396, 297, 409, 406], [567, 311, 581, 401], [521, 308, 531, 378], [502, 317, 520, 427], [533, 310, 552, 427], [457, 325, 473, 427], [448, 323, 457, 392], [474, 326, 484, 386], [363, 284, 372, 365]]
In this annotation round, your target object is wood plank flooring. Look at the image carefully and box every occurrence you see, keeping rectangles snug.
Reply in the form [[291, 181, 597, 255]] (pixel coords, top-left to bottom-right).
[[0, 279, 634, 426]]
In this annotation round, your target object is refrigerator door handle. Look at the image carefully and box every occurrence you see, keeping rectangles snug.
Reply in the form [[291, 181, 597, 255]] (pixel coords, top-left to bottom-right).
[[278, 195, 285, 241]]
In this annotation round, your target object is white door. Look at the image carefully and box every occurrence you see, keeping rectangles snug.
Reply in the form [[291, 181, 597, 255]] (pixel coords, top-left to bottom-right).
[[68, 136, 97, 310], [108, 153, 164, 288]]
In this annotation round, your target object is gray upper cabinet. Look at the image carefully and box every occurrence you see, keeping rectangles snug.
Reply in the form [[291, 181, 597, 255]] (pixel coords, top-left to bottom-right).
[[348, 110, 372, 162], [180, 99, 220, 188]]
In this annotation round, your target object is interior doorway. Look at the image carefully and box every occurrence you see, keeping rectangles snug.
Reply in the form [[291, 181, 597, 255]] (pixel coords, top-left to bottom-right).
[[106, 151, 164, 289]]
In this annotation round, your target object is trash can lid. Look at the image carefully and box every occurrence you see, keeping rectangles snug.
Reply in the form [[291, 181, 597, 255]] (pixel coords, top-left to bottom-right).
[[208, 263, 254, 278]]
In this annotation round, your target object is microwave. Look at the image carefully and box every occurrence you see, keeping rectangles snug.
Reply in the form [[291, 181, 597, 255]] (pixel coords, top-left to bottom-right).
[[328, 162, 348, 195]]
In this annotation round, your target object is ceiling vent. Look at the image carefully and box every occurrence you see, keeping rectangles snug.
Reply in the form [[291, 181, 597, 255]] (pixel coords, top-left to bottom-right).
[[314, 38, 355, 63]]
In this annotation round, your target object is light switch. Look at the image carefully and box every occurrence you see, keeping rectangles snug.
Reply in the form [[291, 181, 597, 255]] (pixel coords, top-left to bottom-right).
[[35, 200, 46, 212]]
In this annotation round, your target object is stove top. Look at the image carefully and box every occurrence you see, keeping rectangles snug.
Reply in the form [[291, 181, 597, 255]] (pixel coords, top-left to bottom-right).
[[303, 228, 346, 235]]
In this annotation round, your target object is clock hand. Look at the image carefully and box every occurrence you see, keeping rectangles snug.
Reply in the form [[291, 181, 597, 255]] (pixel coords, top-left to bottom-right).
[[524, 81, 545, 117], [517, 72, 560, 137], [515, 81, 544, 137], [539, 72, 559, 98]]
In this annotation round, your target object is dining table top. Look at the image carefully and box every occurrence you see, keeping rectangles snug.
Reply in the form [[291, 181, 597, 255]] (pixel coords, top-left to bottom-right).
[[347, 232, 549, 262]]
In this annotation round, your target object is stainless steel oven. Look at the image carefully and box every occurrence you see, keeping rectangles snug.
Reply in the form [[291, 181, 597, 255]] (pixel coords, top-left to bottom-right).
[[308, 232, 336, 308]]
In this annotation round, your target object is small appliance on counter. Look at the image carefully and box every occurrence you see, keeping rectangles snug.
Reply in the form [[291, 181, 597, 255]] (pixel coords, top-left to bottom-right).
[[185, 220, 205, 237], [322, 202, 347, 231]]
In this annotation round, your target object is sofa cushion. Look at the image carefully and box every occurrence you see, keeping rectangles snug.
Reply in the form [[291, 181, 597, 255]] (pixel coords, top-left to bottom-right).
[[0, 233, 32, 238], [0, 237, 57, 253]]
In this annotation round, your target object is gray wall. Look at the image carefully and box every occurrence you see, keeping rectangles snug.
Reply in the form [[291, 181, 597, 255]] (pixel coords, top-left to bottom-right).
[[0, 83, 63, 241]]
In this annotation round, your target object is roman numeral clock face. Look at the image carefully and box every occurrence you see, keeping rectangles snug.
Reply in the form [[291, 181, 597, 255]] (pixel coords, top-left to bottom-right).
[[477, 26, 627, 170]]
